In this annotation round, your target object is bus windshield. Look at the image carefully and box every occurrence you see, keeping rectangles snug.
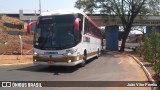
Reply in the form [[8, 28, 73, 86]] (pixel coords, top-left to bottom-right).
[[34, 14, 76, 50]]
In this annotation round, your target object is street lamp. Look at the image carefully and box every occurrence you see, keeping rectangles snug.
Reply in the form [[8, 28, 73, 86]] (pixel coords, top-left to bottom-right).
[[39, 0, 42, 14]]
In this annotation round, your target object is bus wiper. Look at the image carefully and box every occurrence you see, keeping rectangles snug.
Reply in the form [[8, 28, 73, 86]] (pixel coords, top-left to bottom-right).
[[40, 25, 53, 49], [39, 37, 48, 49]]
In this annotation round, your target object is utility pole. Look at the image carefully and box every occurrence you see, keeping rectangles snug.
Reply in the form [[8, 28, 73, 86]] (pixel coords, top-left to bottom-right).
[[39, 0, 42, 14]]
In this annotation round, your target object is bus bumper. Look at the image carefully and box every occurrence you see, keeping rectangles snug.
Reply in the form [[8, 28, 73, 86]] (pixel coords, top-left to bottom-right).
[[33, 60, 83, 66], [33, 55, 83, 66]]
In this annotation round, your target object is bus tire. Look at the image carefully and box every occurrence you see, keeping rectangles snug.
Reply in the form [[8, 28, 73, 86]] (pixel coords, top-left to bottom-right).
[[96, 49, 100, 59], [80, 51, 87, 67]]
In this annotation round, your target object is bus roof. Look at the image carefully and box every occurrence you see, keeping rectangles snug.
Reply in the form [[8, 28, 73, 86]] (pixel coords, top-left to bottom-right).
[[40, 9, 99, 29], [41, 9, 86, 16]]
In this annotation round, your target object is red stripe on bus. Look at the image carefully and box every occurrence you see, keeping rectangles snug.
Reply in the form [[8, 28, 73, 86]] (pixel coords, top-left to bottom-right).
[[87, 17, 98, 27], [86, 16, 102, 32]]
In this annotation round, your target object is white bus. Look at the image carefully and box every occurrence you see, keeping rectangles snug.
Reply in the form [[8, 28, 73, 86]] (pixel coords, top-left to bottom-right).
[[33, 9, 102, 66]]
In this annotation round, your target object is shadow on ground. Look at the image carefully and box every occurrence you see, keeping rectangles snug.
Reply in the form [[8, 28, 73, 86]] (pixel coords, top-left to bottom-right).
[[101, 50, 123, 58], [144, 63, 153, 67], [11, 57, 97, 75]]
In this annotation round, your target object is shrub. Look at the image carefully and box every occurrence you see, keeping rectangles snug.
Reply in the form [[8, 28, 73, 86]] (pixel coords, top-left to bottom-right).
[[0, 15, 3, 19], [143, 38, 153, 63], [135, 47, 144, 57], [143, 27, 160, 76]]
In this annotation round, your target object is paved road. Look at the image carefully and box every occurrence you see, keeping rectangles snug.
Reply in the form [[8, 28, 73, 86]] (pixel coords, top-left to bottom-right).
[[0, 52, 151, 90]]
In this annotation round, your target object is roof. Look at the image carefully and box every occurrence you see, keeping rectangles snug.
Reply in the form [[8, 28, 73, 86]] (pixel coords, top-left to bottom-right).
[[40, 9, 86, 16], [40, 9, 99, 29]]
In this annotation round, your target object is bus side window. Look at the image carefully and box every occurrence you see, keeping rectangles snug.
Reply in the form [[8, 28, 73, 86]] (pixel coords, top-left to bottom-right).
[[78, 14, 83, 32], [78, 14, 83, 41], [84, 18, 89, 34], [89, 22, 93, 34], [87, 21, 90, 34], [74, 14, 83, 44], [79, 20, 82, 33]]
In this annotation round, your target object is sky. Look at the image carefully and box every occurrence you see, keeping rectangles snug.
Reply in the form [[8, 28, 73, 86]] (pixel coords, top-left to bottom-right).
[[0, 0, 144, 34], [0, 0, 76, 13]]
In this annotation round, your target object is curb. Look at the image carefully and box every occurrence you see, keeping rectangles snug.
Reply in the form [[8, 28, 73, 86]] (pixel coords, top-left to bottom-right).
[[0, 62, 33, 66], [129, 55, 157, 90]]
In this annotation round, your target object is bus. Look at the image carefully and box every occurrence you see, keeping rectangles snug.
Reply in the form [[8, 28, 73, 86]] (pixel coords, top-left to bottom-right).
[[33, 9, 102, 66]]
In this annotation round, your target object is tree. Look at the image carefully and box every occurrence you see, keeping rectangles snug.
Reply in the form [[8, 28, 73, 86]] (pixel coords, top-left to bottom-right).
[[75, 0, 96, 15], [143, 27, 160, 76], [75, 0, 160, 51]]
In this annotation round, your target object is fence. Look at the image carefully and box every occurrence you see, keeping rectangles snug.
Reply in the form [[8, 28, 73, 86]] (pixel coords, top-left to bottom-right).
[[0, 29, 33, 55]]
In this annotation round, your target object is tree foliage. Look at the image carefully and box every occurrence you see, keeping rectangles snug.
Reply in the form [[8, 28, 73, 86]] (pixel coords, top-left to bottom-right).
[[75, 0, 96, 14], [75, 0, 160, 51], [143, 38, 153, 62], [143, 27, 160, 76]]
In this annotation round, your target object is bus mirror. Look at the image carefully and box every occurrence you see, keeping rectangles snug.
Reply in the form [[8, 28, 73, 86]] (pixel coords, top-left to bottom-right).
[[74, 18, 80, 32], [27, 21, 37, 33]]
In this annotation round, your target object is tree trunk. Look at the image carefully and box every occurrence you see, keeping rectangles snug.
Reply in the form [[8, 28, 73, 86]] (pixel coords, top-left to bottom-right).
[[120, 28, 131, 51], [120, 38, 126, 51]]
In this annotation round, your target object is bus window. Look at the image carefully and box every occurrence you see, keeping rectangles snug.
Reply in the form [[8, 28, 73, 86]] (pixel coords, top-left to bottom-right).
[[34, 14, 76, 50], [84, 18, 89, 34], [78, 14, 83, 31], [74, 14, 83, 44]]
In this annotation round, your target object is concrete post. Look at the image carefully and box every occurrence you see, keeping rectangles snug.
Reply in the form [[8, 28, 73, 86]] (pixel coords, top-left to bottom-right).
[[146, 26, 152, 37], [19, 10, 23, 20], [146, 26, 160, 37]]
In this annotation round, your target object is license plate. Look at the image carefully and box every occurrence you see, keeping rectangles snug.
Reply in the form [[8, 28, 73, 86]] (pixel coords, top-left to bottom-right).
[[48, 61, 54, 64]]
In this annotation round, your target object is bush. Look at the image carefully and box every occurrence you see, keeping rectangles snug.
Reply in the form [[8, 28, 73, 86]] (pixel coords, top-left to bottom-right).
[[143, 27, 160, 76], [135, 47, 144, 57], [0, 15, 3, 19], [143, 38, 153, 63]]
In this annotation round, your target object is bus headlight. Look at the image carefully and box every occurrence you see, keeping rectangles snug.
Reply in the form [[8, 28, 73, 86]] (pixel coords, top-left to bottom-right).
[[64, 49, 74, 56], [68, 60, 72, 63], [33, 51, 38, 56], [64, 52, 73, 56], [67, 52, 72, 56]]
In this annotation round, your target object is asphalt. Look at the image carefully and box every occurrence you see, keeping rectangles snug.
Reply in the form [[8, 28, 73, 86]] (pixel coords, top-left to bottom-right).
[[0, 51, 151, 90]]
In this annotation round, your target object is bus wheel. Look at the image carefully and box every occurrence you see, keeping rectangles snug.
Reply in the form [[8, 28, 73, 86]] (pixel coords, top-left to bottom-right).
[[96, 49, 100, 58], [80, 52, 87, 67]]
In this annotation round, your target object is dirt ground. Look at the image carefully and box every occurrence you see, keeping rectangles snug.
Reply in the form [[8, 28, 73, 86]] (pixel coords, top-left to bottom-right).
[[0, 55, 33, 65], [133, 54, 160, 83], [0, 15, 33, 55], [0, 30, 33, 55]]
